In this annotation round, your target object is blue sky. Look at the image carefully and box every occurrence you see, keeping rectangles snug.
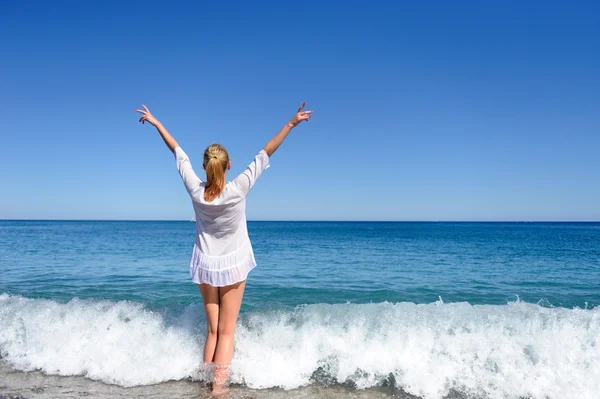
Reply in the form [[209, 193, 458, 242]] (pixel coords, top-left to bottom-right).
[[1, 1, 598, 221]]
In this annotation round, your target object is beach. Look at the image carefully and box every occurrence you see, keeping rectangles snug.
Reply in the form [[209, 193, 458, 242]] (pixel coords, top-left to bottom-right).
[[1, 363, 404, 399], [1, 221, 599, 398], [3, 0, 598, 396]]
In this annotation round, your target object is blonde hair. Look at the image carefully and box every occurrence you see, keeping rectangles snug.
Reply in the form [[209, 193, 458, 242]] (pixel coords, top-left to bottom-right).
[[203, 144, 229, 202]]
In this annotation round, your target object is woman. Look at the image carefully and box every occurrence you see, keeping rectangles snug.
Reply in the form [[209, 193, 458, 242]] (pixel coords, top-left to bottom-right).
[[136, 102, 312, 395]]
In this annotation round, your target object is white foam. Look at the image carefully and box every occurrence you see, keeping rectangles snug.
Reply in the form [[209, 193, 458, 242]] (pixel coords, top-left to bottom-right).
[[1, 293, 599, 399], [0, 294, 203, 386]]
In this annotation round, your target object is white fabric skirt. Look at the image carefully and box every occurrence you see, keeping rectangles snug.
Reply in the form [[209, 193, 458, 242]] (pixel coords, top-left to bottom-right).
[[189, 241, 257, 287]]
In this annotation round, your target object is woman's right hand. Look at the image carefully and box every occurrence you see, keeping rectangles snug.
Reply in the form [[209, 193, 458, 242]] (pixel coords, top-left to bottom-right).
[[287, 103, 313, 128], [136, 104, 179, 152], [136, 104, 159, 127]]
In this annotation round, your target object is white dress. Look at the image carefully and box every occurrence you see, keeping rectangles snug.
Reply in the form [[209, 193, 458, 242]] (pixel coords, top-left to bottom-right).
[[174, 146, 270, 287]]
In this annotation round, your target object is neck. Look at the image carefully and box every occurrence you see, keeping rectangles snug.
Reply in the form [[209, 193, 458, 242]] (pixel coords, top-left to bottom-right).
[[206, 178, 226, 187]]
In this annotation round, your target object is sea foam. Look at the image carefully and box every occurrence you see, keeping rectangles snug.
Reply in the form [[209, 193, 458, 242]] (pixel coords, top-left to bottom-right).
[[1, 293, 598, 399]]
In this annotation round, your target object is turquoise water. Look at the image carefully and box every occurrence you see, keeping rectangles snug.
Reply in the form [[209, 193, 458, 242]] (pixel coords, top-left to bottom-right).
[[1, 221, 598, 308], [1, 221, 599, 398]]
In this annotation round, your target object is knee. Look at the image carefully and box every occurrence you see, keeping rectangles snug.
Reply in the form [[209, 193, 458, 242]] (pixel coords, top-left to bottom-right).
[[217, 325, 235, 338], [207, 325, 218, 338]]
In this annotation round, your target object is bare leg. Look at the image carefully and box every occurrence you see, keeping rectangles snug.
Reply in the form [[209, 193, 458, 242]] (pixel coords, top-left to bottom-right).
[[212, 280, 247, 395], [199, 284, 220, 364]]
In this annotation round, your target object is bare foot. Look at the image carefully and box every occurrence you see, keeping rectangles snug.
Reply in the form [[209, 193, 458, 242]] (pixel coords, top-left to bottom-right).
[[211, 384, 230, 397], [211, 364, 230, 397]]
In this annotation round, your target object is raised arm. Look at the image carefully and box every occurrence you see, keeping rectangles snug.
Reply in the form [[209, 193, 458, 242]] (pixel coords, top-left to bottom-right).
[[263, 102, 313, 157], [136, 104, 179, 153], [137, 104, 202, 194]]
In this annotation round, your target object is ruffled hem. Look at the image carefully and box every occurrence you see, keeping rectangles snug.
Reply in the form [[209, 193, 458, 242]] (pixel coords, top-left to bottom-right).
[[190, 241, 253, 270], [189, 243, 257, 287]]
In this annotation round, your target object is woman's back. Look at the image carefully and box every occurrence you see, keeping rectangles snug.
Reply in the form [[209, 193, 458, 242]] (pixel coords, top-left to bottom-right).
[[136, 102, 312, 395], [174, 146, 270, 285], [176, 146, 270, 250]]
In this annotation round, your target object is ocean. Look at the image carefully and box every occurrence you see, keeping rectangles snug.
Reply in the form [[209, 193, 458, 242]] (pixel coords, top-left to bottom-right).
[[0, 221, 599, 398]]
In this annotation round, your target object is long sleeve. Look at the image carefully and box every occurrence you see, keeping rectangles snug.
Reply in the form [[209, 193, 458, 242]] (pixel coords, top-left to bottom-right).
[[232, 149, 270, 197], [174, 146, 202, 195]]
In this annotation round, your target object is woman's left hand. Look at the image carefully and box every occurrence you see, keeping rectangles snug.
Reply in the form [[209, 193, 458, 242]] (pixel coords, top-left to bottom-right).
[[136, 104, 159, 126]]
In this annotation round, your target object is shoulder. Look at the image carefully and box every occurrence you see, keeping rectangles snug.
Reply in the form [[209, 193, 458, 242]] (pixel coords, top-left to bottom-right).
[[224, 181, 247, 199]]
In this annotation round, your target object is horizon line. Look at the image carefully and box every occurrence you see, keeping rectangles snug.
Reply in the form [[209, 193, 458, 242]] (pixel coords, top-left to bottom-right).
[[1, 219, 599, 223]]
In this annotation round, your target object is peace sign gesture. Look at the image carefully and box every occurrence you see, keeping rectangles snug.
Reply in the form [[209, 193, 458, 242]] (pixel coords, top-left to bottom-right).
[[135, 104, 179, 152], [288, 102, 313, 128], [135, 104, 159, 127]]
